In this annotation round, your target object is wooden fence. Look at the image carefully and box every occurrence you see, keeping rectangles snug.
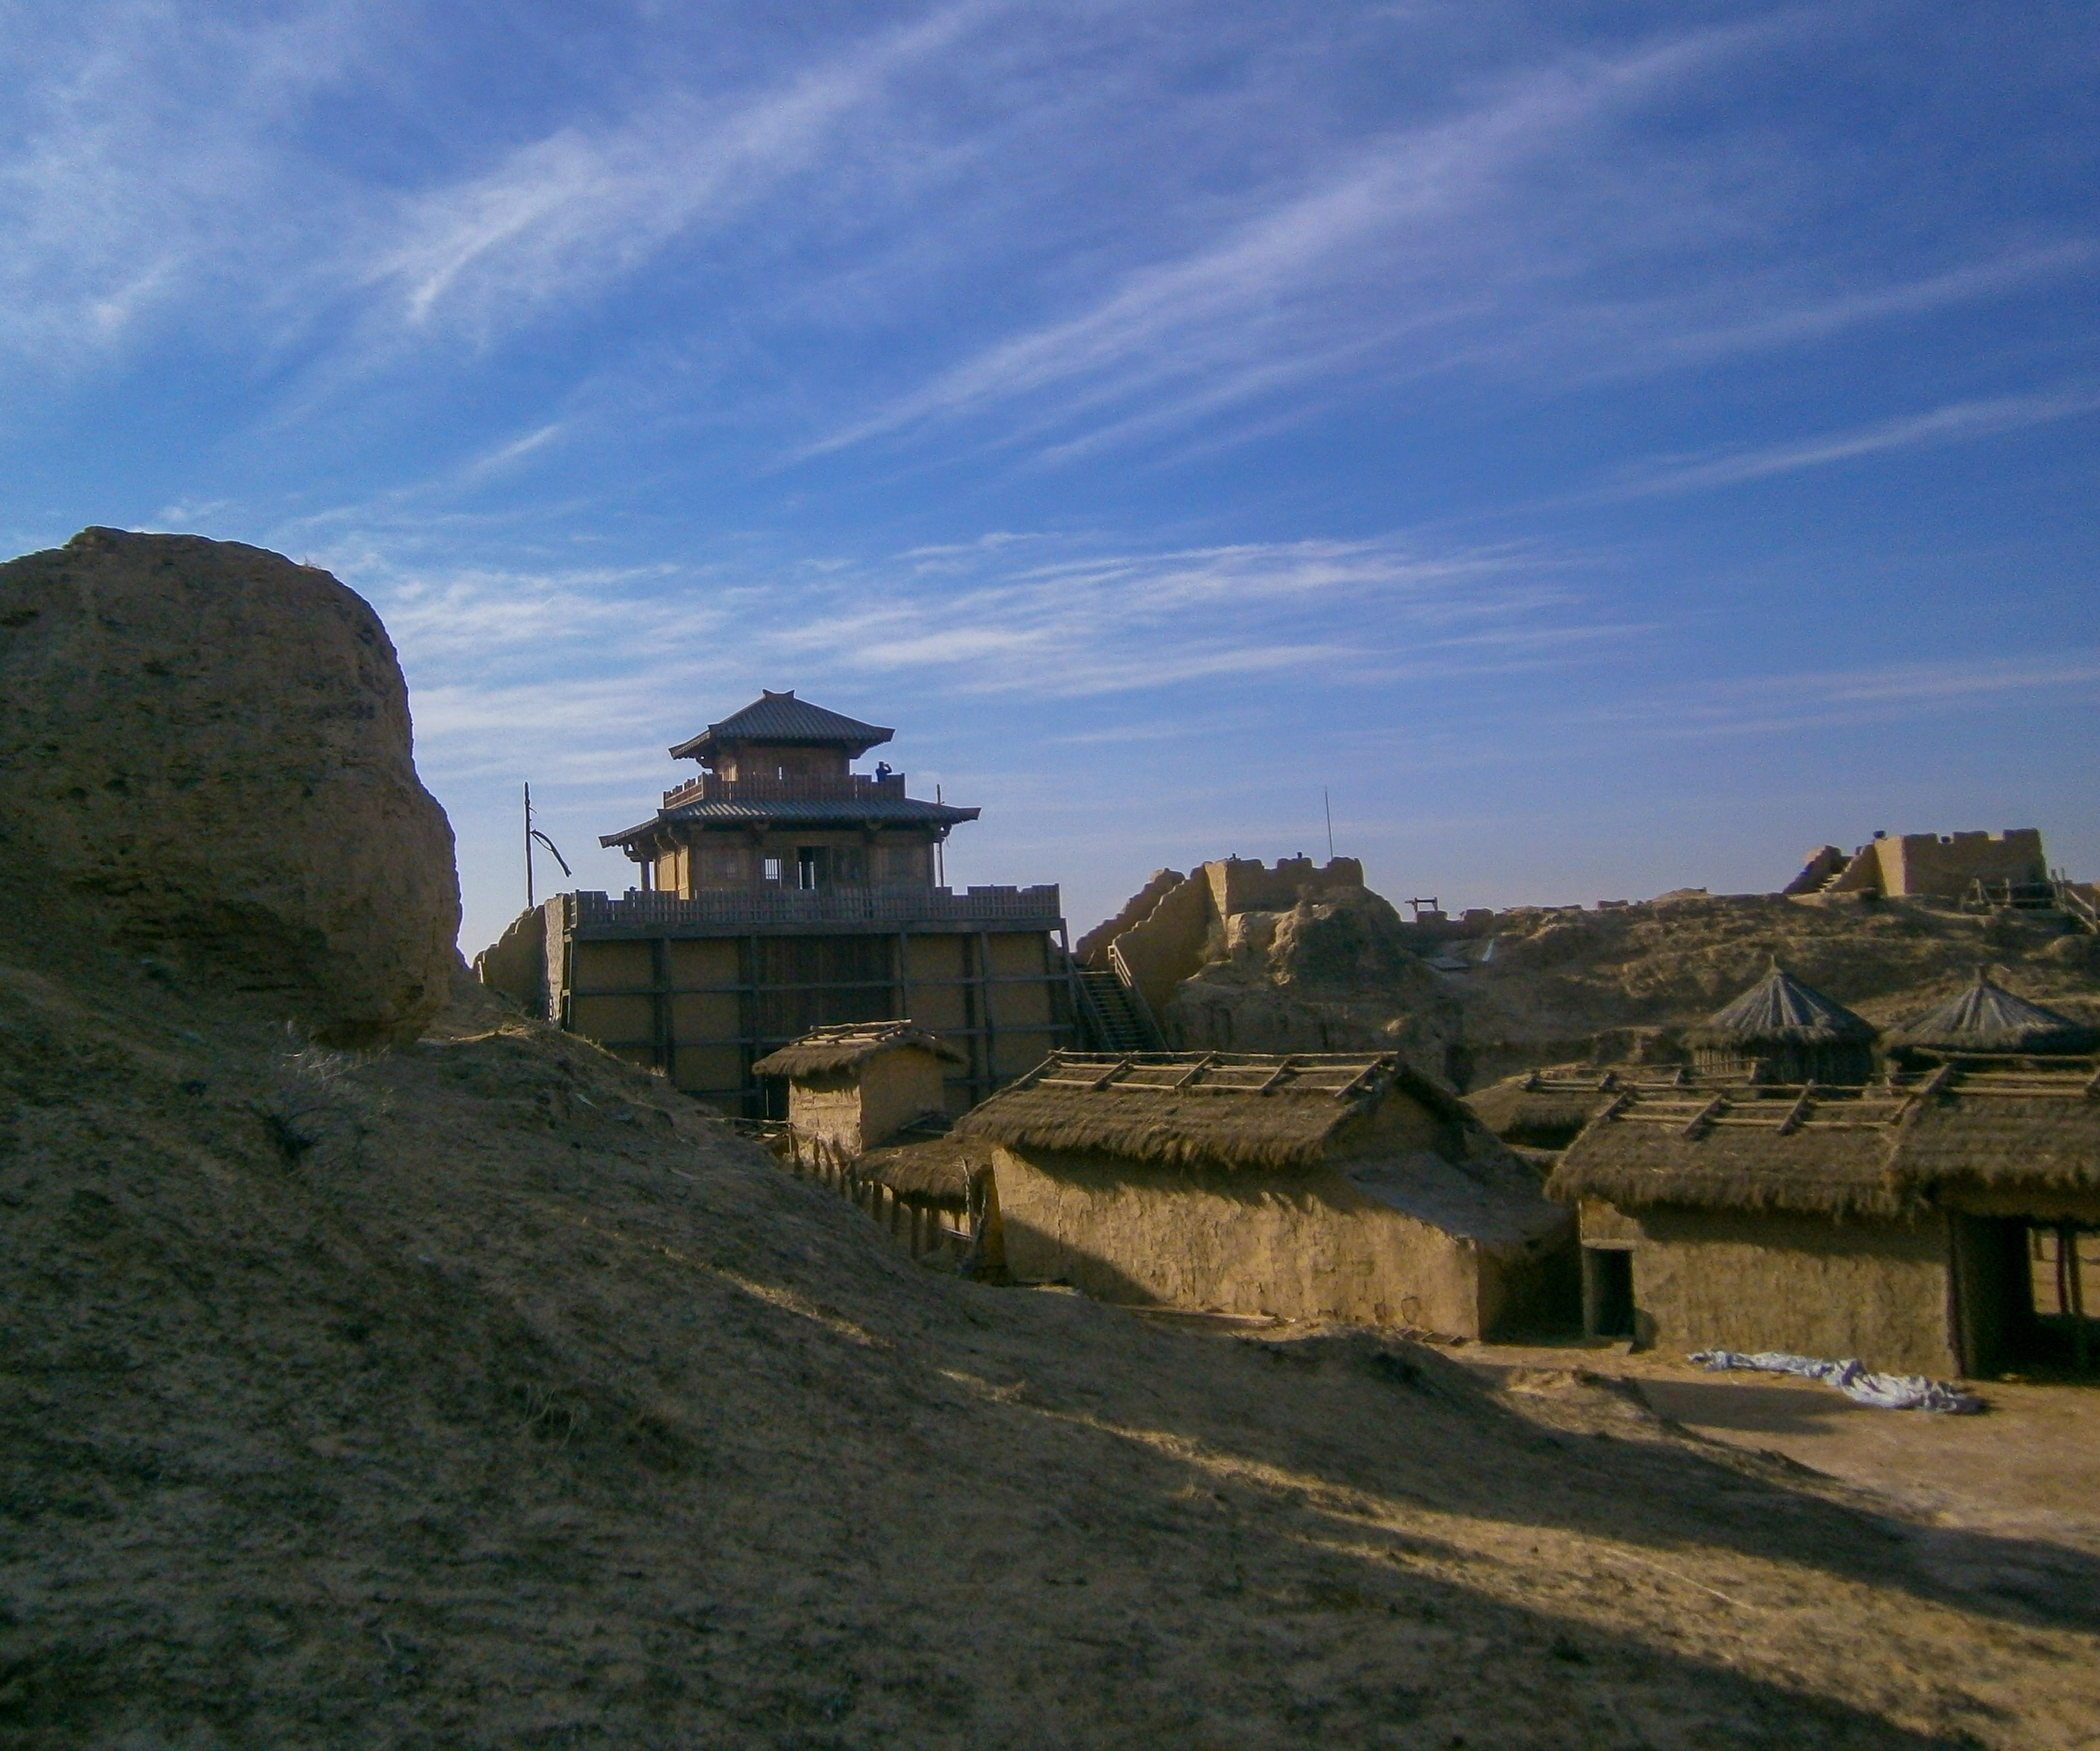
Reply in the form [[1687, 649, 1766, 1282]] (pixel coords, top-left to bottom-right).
[[778, 1130, 982, 1269]]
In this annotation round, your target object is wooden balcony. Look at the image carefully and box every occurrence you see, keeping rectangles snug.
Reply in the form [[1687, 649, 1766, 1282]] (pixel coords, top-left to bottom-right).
[[661, 772, 909, 809]]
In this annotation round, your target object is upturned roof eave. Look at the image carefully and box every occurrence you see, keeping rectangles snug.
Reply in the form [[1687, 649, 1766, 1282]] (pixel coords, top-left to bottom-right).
[[599, 799, 980, 849]]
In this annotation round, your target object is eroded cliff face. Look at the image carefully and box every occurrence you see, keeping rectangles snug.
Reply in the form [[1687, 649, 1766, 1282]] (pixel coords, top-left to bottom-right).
[[1164, 888, 1465, 1073], [1139, 877, 2099, 1091], [0, 528, 459, 1045]]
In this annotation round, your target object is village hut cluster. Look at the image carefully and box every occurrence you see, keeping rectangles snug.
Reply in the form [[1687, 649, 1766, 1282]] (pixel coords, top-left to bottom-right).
[[762, 1037, 1574, 1335], [476, 697, 2097, 1377], [1544, 966, 2099, 1377]]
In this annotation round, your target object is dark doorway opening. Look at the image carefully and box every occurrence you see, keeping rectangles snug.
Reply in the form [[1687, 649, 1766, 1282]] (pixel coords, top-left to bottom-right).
[[1953, 1215, 2099, 1377], [2028, 1222, 2097, 1374], [1582, 1247, 1635, 1339]]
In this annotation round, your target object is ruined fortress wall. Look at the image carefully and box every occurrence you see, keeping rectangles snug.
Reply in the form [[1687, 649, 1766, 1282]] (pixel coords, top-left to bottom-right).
[[1875, 830, 2045, 897], [1075, 868, 1184, 968], [474, 902, 555, 1015], [1108, 873, 1215, 1019], [1205, 856, 1364, 920]]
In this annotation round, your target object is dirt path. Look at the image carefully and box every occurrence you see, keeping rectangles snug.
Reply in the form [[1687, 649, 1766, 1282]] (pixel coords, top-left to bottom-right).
[[1456, 1341, 2100, 1559]]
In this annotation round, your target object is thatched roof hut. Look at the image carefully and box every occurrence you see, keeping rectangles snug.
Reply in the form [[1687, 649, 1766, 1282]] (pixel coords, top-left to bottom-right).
[[1548, 1082, 1911, 1217], [751, 1021, 965, 1079], [954, 1051, 1459, 1173], [958, 1052, 1573, 1338], [1466, 1067, 1690, 1152], [1684, 964, 1876, 1084], [1888, 1060, 2100, 1202], [1886, 973, 2098, 1060], [1551, 1057, 2100, 1376], [754, 1021, 965, 1157]]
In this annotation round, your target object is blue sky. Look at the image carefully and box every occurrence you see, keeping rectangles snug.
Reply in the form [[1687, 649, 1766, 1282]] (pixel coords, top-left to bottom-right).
[[2, 0, 2095, 953]]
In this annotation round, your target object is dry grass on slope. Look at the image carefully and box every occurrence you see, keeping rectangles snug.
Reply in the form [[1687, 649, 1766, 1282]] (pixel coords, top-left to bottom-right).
[[3, 939, 2097, 1748]]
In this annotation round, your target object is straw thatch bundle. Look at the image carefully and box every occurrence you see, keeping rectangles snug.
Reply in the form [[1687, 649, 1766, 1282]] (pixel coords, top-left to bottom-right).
[[1886, 973, 2098, 1057], [752, 1021, 965, 1080], [954, 1051, 1451, 1172], [1549, 1060, 2100, 1215], [1890, 1063, 2100, 1193], [858, 1135, 994, 1208], [1465, 1068, 1689, 1148]]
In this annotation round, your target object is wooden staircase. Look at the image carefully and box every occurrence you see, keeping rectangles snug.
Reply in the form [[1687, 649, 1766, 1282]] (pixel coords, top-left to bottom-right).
[[1073, 964, 1165, 1053]]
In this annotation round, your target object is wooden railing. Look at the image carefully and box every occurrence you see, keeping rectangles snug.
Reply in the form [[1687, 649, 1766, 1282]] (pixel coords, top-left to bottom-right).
[[661, 772, 910, 808], [571, 885, 1062, 930]]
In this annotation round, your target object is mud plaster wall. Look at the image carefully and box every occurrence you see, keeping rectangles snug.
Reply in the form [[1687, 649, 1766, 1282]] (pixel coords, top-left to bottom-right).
[[788, 1051, 947, 1155], [475, 904, 552, 1016], [1581, 1202, 1956, 1376], [993, 1146, 1535, 1337]]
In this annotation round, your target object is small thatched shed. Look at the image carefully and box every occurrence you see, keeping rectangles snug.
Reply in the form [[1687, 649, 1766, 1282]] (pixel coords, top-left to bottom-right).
[[1685, 964, 1877, 1085], [1886, 972, 2098, 1062], [1550, 1060, 2100, 1376], [752, 1021, 965, 1157], [853, 1132, 1003, 1274], [954, 1052, 1573, 1338]]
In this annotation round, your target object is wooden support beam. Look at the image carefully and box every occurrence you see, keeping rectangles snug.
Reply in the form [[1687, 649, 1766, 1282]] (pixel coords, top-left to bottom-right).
[[1681, 1095, 1727, 1137], [1774, 1082, 1817, 1136]]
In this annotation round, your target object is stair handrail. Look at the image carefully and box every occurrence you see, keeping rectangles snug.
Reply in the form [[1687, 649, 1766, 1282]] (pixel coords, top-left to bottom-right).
[[1104, 944, 1168, 1050]]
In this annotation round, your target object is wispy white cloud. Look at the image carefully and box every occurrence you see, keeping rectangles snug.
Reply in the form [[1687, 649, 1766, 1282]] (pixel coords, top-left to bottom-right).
[[1577, 650, 2100, 742], [1603, 385, 2100, 498], [795, 19, 1798, 462], [360, 1, 999, 343]]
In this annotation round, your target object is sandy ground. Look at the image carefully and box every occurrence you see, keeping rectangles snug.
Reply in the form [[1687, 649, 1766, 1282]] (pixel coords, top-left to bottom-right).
[[5, 926, 2099, 1748], [1453, 1342, 2100, 1562]]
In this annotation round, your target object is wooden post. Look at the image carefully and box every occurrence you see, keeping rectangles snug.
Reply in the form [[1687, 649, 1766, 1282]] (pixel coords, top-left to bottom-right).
[[977, 930, 1000, 1089]]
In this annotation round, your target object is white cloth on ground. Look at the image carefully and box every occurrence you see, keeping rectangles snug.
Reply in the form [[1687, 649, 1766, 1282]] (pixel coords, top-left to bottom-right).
[[1689, 1349, 1983, 1414]]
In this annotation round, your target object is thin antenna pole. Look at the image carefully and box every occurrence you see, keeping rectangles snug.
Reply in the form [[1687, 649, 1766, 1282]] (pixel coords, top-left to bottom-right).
[[524, 781, 534, 911], [1324, 787, 1334, 861]]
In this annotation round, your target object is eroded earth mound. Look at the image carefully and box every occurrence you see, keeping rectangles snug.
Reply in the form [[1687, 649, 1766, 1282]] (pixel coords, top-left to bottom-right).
[[1158, 883, 2100, 1087], [0, 528, 458, 1046]]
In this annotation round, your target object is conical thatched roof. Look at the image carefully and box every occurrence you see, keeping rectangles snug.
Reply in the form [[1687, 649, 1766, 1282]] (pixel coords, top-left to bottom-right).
[[1886, 973, 2098, 1056], [1684, 965, 1875, 1048]]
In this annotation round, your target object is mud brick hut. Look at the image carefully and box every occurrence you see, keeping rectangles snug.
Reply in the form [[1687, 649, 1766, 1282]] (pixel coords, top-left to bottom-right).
[[1684, 963, 1877, 1085], [751, 1021, 965, 1157], [954, 1051, 1573, 1337], [1550, 1057, 2100, 1377]]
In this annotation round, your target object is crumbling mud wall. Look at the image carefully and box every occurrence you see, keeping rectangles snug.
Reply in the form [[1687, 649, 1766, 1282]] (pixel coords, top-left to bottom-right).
[[1815, 829, 2047, 898], [475, 902, 554, 1016], [0, 528, 459, 1045]]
